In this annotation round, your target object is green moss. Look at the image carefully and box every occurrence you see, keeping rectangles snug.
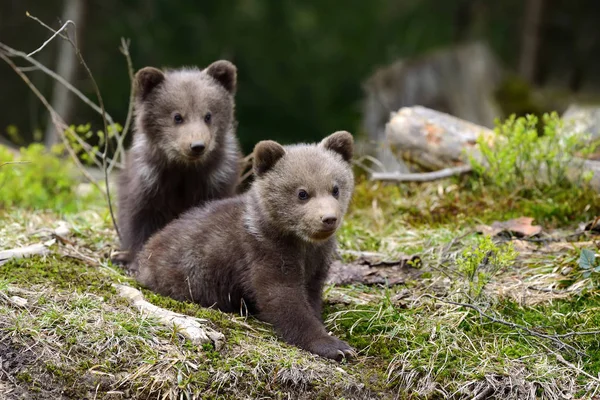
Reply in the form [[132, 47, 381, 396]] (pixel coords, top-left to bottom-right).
[[16, 371, 32, 383], [0, 256, 117, 295]]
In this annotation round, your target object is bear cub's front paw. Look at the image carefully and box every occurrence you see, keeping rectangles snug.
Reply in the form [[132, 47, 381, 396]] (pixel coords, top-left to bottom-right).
[[307, 335, 355, 362]]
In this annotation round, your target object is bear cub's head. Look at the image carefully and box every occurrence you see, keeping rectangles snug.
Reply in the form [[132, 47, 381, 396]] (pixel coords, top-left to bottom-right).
[[134, 60, 237, 163], [251, 131, 354, 242]]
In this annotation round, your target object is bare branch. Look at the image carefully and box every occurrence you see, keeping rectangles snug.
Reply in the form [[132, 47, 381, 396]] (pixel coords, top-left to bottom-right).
[[0, 243, 49, 265], [115, 284, 225, 349], [0, 161, 31, 167], [109, 37, 135, 174], [0, 51, 102, 191], [370, 165, 472, 182], [26, 19, 75, 57], [0, 42, 122, 169], [27, 13, 122, 241], [553, 351, 600, 384]]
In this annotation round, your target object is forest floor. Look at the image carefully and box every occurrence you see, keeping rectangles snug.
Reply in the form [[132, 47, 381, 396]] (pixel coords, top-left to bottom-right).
[[1, 175, 599, 400]]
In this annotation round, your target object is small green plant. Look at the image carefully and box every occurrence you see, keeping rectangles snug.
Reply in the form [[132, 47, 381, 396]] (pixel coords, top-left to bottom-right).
[[0, 143, 99, 212], [456, 235, 517, 299], [64, 122, 123, 166], [579, 248, 600, 281], [470, 112, 595, 194]]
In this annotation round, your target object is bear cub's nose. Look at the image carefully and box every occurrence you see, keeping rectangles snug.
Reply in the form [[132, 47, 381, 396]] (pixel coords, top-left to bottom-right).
[[321, 214, 337, 229], [190, 141, 206, 155]]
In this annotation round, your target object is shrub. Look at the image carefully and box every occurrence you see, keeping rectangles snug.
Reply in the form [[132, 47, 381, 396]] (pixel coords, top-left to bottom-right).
[[456, 235, 517, 299], [0, 143, 99, 212], [469, 112, 595, 194]]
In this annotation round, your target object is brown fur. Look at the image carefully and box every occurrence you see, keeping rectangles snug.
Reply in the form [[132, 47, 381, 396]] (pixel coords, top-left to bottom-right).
[[117, 60, 241, 263], [134, 131, 355, 361]]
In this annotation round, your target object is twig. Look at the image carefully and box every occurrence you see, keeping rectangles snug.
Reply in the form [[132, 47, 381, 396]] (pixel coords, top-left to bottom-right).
[[28, 13, 121, 241], [112, 37, 135, 173], [0, 51, 102, 191], [553, 330, 600, 338], [0, 161, 31, 167], [0, 243, 49, 265], [370, 165, 472, 182], [553, 351, 600, 384], [114, 284, 225, 349], [421, 294, 587, 357], [0, 42, 122, 169], [471, 387, 494, 400], [26, 19, 75, 57]]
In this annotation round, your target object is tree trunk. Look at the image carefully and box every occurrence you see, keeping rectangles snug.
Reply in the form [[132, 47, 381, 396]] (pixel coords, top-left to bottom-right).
[[518, 0, 544, 83], [44, 0, 85, 148]]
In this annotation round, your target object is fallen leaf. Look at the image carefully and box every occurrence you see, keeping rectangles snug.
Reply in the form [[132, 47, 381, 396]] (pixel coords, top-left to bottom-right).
[[476, 217, 542, 238]]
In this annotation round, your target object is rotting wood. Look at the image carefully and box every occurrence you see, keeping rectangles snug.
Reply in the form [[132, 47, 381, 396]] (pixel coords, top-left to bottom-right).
[[114, 284, 225, 350]]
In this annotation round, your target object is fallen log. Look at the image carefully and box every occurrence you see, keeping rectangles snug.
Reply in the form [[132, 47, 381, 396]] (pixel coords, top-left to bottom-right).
[[378, 106, 600, 191], [384, 106, 493, 171]]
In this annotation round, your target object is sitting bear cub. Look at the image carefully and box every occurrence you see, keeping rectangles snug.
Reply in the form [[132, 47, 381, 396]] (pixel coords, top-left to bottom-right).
[[117, 60, 241, 264], [134, 131, 355, 361]]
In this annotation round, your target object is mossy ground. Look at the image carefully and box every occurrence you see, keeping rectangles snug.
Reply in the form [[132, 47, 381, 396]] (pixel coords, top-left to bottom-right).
[[1, 173, 600, 399]]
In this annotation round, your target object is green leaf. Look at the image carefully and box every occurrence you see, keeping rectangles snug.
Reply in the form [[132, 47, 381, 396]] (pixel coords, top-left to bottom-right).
[[579, 249, 596, 270]]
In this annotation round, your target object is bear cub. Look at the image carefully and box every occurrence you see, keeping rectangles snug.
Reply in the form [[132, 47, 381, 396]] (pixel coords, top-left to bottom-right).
[[134, 131, 355, 361], [117, 60, 241, 263]]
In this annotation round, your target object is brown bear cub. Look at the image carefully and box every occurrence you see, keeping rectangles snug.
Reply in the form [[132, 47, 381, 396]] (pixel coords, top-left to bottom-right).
[[134, 131, 355, 361], [117, 60, 241, 264]]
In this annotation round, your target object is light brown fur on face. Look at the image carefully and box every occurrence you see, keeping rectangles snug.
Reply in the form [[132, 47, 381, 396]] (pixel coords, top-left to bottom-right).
[[133, 131, 356, 361], [134, 64, 236, 164], [251, 131, 354, 243]]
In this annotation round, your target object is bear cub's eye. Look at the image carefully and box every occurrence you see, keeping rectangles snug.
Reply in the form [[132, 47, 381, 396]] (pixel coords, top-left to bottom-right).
[[174, 113, 184, 124], [298, 190, 309, 201], [332, 185, 339, 198], [204, 112, 212, 123]]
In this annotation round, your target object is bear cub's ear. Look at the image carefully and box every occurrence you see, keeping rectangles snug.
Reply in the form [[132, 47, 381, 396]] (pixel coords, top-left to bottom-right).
[[135, 67, 165, 100], [320, 131, 354, 163], [253, 140, 286, 176], [205, 60, 237, 94]]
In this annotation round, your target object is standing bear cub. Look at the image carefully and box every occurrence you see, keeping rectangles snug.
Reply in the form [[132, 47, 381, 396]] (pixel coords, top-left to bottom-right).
[[134, 131, 355, 361], [117, 60, 241, 263]]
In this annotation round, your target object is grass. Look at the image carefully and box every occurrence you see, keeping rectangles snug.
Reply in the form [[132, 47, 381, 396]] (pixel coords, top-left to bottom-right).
[[1, 169, 600, 399]]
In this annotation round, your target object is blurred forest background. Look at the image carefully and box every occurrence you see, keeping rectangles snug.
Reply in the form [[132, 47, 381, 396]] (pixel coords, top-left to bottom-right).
[[1, 0, 600, 154]]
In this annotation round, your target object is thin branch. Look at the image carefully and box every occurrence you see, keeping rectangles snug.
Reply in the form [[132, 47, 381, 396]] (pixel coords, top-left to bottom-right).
[[16, 66, 39, 72], [26, 19, 75, 57], [421, 294, 587, 357], [110, 37, 135, 174], [553, 330, 600, 338], [0, 51, 102, 191], [0, 161, 31, 167], [370, 165, 472, 182], [27, 13, 121, 241], [0, 42, 122, 169], [1, 43, 116, 126], [553, 351, 600, 384]]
